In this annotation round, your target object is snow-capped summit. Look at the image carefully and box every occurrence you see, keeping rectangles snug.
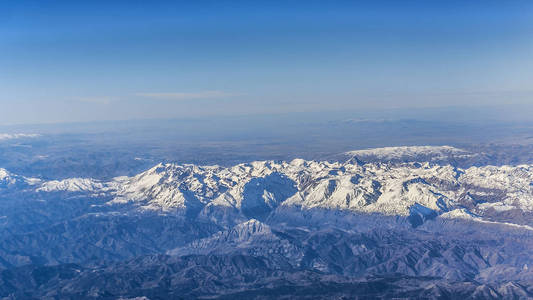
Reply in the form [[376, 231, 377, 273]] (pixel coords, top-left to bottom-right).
[[232, 218, 272, 237], [344, 145, 476, 163], [167, 218, 277, 256], [0, 168, 40, 189], [0, 133, 40, 141], [109, 163, 229, 211], [0, 168, 12, 181], [37, 178, 106, 193]]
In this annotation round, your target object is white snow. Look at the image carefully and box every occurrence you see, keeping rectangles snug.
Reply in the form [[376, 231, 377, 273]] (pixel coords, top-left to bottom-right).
[[0, 168, 41, 187], [37, 178, 105, 193], [99, 156, 533, 221], [441, 208, 533, 232], [2, 146, 532, 227], [0, 133, 40, 141], [345, 145, 474, 161]]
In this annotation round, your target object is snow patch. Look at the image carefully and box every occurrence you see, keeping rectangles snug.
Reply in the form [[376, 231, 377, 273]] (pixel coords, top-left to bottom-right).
[[38, 178, 105, 193], [345, 145, 473, 161], [0, 133, 40, 141]]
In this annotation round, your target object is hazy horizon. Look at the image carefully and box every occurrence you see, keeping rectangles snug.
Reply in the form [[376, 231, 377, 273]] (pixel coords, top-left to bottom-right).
[[2, 0, 533, 124]]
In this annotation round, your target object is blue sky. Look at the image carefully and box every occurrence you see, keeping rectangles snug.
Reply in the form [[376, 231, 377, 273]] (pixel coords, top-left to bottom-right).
[[1, 0, 532, 124]]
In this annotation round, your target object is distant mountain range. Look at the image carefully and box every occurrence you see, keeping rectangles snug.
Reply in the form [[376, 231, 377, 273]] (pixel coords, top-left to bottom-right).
[[1, 146, 533, 299]]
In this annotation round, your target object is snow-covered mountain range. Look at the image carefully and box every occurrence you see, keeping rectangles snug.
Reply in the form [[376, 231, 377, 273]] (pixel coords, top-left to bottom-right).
[[2, 146, 533, 298], [11, 146, 531, 227]]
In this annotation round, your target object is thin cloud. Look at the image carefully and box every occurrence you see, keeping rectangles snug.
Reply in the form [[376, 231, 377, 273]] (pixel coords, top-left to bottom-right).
[[135, 91, 240, 100]]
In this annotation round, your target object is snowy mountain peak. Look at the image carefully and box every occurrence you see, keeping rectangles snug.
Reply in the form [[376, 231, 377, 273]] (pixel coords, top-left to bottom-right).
[[0, 168, 11, 180], [345, 145, 475, 163], [234, 218, 271, 235], [0, 133, 40, 141], [167, 218, 275, 256], [0, 168, 40, 188], [37, 178, 105, 193]]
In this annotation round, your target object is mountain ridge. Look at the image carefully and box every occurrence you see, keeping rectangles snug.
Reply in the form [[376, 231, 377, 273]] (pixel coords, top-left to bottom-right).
[[1, 145, 533, 298]]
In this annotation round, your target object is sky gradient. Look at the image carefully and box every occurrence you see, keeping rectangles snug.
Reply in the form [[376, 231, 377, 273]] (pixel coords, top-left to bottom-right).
[[1, 0, 533, 124]]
